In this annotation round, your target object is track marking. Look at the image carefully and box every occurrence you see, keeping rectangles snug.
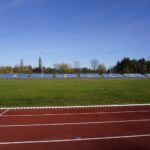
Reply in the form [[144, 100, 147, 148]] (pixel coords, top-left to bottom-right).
[[0, 134, 150, 145], [0, 118, 150, 128], [0, 110, 9, 116], [0, 104, 150, 110], [1, 110, 150, 117]]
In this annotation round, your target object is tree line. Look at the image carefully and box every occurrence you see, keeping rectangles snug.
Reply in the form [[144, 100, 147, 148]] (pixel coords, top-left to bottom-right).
[[0, 57, 149, 74], [112, 58, 150, 74]]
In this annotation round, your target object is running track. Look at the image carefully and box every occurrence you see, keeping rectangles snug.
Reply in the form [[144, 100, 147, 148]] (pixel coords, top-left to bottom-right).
[[0, 105, 150, 150]]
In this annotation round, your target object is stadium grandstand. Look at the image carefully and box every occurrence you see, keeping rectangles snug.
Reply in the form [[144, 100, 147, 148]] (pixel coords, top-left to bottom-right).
[[0, 73, 149, 79], [123, 74, 146, 78]]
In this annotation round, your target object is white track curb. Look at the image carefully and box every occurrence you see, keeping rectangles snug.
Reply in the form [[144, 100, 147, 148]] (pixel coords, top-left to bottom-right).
[[0, 104, 150, 110]]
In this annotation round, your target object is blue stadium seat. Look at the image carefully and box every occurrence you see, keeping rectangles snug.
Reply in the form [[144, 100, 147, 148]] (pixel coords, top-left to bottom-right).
[[1, 73, 147, 79], [15, 74, 28, 79], [145, 74, 150, 78], [0, 74, 6, 79], [5, 73, 14, 79], [0, 73, 14, 79], [55, 74, 65, 78], [42, 74, 53, 79], [67, 74, 78, 78], [31, 73, 43, 79], [102, 74, 124, 78], [123, 74, 145, 78], [89, 73, 102, 78], [80, 73, 101, 78], [102, 74, 112, 78]]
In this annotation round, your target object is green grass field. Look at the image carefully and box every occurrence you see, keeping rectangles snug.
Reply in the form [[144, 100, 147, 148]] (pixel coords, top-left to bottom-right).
[[0, 78, 150, 107]]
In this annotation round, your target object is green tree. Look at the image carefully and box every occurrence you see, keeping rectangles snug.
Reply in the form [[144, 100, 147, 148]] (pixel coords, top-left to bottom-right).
[[90, 59, 99, 71]]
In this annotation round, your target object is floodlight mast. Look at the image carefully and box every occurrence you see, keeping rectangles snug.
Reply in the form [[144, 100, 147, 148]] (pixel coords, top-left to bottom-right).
[[42, 65, 44, 74], [110, 66, 112, 75], [41, 51, 44, 77], [109, 52, 112, 75]]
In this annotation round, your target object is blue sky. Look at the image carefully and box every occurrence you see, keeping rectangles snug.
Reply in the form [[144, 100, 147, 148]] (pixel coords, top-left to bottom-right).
[[0, 0, 150, 68]]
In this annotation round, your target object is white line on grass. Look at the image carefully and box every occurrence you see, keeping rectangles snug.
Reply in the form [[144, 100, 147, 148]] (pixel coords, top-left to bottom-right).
[[1, 110, 150, 117], [0, 104, 150, 110], [0, 134, 150, 145], [0, 118, 150, 128]]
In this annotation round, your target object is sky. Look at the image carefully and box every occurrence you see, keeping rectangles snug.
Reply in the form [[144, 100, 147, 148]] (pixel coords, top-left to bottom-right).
[[0, 0, 150, 68]]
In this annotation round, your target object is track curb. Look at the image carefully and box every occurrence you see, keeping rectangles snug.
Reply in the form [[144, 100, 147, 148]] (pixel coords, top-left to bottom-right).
[[0, 104, 150, 110]]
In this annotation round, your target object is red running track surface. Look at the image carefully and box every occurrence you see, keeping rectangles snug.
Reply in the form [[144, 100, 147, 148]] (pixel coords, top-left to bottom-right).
[[0, 105, 150, 150]]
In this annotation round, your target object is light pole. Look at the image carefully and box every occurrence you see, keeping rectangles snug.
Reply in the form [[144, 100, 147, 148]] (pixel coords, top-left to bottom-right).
[[109, 52, 112, 75], [41, 51, 44, 77], [110, 66, 112, 75]]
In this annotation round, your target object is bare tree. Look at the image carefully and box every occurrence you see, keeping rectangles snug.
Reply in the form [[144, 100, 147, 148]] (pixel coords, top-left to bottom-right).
[[73, 61, 81, 69], [90, 59, 99, 71], [53, 63, 61, 70]]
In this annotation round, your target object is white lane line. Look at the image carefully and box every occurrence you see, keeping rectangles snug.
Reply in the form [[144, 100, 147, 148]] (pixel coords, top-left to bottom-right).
[[0, 134, 150, 145], [0, 118, 150, 128], [1, 110, 150, 117], [0, 110, 9, 116]]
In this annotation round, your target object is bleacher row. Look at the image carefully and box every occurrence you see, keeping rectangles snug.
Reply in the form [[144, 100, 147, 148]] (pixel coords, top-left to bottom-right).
[[0, 73, 150, 79]]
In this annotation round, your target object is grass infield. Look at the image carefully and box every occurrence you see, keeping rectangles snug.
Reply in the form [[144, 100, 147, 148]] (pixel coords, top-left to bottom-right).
[[0, 78, 150, 107]]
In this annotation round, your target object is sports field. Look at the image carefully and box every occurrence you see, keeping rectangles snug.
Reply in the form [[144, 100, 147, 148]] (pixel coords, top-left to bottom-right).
[[0, 78, 150, 107]]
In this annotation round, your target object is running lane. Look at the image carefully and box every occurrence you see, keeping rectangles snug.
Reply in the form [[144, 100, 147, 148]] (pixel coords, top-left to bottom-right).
[[0, 111, 150, 125], [0, 105, 150, 150], [0, 136, 149, 150]]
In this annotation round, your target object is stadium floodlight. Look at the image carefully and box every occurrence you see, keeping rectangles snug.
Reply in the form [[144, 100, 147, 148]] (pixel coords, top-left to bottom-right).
[[41, 51, 44, 76], [42, 66, 44, 75], [110, 66, 112, 75], [108, 52, 112, 75]]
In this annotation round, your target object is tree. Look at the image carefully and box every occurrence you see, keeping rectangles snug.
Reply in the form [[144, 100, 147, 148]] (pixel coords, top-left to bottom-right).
[[112, 57, 150, 73], [81, 67, 89, 73], [13, 64, 21, 73], [90, 59, 99, 71], [23, 65, 32, 74], [73, 61, 81, 73], [146, 60, 150, 73], [53, 63, 61, 73], [73, 61, 81, 69], [53, 63, 71, 73], [137, 58, 147, 73], [3, 66, 13, 73], [59, 63, 71, 73], [97, 64, 107, 74]]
